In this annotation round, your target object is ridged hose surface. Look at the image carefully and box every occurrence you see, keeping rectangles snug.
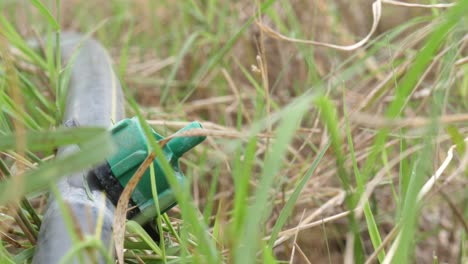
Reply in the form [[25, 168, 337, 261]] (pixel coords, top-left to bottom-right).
[[32, 33, 124, 264]]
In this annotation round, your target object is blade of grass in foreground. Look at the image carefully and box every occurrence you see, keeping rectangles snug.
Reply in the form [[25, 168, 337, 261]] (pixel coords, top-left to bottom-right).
[[29, 0, 60, 31], [0, 241, 14, 264], [232, 136, 257, 234], [57, 236, 113, 264], [0, 90, 41, 130], [235, 94, 311, 264], [345, 106, 384, 262], [12, 247, 35, 264], [388, 136, 435, 264], [148, 151, 167, 263], [126, 220, 163, 256], [0, 15, 48, 70], [203, 164, 221, 224], [315, 96, 365, 263], [0, 131, 114, 204], [384, 1, 468, 263], [121, 83, 220, 263], [267, 141, 330, 247], [161, 32, 199, 105], [0, 127, 109, 151], [362, 2, 468, 185]]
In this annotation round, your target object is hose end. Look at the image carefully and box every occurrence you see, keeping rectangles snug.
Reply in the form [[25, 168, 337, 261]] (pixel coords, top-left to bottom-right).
[[168, 121, 206, 158]]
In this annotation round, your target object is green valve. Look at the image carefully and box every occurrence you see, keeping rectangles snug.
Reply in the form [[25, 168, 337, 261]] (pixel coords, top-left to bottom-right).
[[94, 117, 205, 224]]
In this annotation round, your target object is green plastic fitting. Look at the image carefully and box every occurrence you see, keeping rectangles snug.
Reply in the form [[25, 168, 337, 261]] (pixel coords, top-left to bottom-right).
[[106, 117, 205, 220]]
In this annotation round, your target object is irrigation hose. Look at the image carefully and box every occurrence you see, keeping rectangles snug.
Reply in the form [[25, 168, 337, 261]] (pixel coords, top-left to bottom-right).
[[32, 32, 124, 264]]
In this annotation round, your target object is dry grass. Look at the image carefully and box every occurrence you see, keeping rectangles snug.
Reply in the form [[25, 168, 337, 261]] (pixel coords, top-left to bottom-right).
[[2, 0, 468, 263]]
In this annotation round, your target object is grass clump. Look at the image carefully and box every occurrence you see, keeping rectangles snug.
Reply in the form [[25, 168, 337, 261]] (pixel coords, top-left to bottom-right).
[[1, 0, 468, 263]]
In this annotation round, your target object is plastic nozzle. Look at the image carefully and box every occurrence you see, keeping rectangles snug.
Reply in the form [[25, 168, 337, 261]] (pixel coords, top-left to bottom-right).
[[103, 117, 206, 222], [168, 122, 206, 158]]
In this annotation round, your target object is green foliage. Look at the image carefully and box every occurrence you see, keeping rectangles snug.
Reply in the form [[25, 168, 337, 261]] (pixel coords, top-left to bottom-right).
[[0, 131, 114, 205], [235, 96, 311, 264], [0, 127, 109, 151], [1, 0, 468, 263]]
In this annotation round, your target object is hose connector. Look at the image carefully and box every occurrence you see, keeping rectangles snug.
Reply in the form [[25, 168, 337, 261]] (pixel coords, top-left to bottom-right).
[[97, 117, 205, 222]]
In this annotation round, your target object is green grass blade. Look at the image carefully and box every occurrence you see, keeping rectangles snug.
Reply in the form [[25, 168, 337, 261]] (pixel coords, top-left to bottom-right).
[[345, 105, 384, 262], [235, 94, 311, 264], [12, 247, 35, 264], [0, 131, 114, 204], [316, 95, 365, 262], [148, 157, 167, 263], [268, 141, 330, 247], [126, 220, 163, 256], [121, 82, 220, 263], [203, 164, 220, 224], [389, 2, 468, 262], [232, 136, 257, 233], [0, 241, 15, 264], [57, 237, 113, 264], [0, 127, 108, 151], [0, 15, 48, 69], [182, 0, 277, 103], [161, 32, 199, 105], [29, 0, 60, 31]]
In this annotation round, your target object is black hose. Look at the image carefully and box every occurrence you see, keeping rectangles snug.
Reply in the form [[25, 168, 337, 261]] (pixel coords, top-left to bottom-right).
[[32, 32, 124, 264]]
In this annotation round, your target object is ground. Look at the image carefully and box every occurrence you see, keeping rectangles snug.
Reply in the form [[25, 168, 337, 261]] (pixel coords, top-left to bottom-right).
[[1, 0, 468, 263]]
